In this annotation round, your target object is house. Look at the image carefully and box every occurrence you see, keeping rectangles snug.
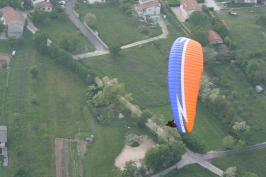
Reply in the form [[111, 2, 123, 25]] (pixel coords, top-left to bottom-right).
[[35, 1, 53, 12], [31, 0, 50, 6], [137, 0, 161, 19], [88, 0, 106, 4], [235, 0, 257, 3], [180, 0, 202, 20], [0, 126, 7, 151], [255, 85, 263, 93], [208, 30, 223, 45], [0, 6, 24, 37]]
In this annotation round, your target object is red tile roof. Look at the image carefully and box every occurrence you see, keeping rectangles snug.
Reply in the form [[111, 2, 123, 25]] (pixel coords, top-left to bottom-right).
[[180, 0, 201, 11], [0, 6, 24, 26], [35, 1, 53, 8], [208, 30, 223, 42], [139, 1, 160, 9]]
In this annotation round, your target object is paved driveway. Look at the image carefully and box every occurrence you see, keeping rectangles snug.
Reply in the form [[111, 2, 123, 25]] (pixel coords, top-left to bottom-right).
[[203, 0, 220, 11], [65, 0, 108, 51], [171, 7, 186, 22]]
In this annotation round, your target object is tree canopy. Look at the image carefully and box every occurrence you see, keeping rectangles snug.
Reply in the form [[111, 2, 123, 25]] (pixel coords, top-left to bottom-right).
[[144, 141, 186, 171], [191, 25, 209, 46], [84, 13, 97, 27]]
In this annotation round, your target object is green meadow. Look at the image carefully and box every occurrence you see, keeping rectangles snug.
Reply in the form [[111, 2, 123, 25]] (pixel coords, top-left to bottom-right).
[[215, 7, 266, 50], [74, 3, 162, 46], [34, 18, 96, 54]]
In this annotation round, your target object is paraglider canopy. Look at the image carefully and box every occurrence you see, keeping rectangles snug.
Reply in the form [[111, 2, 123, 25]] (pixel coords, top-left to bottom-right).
[[168, 37, 203, 133]]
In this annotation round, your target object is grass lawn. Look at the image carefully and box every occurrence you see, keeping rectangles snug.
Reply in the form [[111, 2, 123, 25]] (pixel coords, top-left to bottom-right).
[[0, 69, 7, 125], [80, 17, 227, 151], [34, 18, 96, 54], [215, 7, 266, 50], [176, 164, 220, 177], [0, 156, 8, 177], [148, 102, 227, 151], [212, 148, 266, 177], [6, 30, 133, 177], [0, 40, 9, 54], [74, 3, 162, 46]]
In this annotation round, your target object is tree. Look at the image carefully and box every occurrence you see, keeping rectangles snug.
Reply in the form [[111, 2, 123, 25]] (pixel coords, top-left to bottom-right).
[[109, 44, 121, 55], [213, 23, 228, 38], [7, 36, 18, 49], [232, 121, 251, 140], [0, 21, 5, 34], [181, 133, 206, 153], [191, 25, 209, 46], [190, 11, 207, 26], [242, 172, 258, 177], [108, 0, 119, 4], [138, 166, 146, 177], [33, 30, 48, 54], [151, 114, 164, 131], [222, 135, 235, 149], [223, 166, 237, 177], [200, 76, 220, 104], [84, 13, 97, 26], [122, 160, 139, 177], [162, 126, 181, 143], [144, 141, 185, 171], [59, 33, 78, 52], [30, 67, 38, 79]]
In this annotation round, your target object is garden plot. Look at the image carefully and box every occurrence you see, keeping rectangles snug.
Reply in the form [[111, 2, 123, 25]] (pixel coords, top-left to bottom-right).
[[55, 138, 87, 177]]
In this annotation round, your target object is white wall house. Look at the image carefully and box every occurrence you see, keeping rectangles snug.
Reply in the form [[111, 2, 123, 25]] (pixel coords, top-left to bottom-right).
[[236, 0, 257, 3], [88, 0, 106, 4], [138, 0, 161, 17], [180, 0, 202, 19], [35, 1, 53, 12], [0, 6, 24, 37], [31, 0, 51, 6]]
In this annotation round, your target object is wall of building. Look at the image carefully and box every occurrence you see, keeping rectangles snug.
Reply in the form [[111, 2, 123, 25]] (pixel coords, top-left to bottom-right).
[[144, 6, 160, 15], [8, 24, 23, 37]]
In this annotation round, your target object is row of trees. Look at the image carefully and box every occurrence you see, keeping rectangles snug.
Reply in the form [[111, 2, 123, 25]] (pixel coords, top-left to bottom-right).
[[33, 30, 95, 81], [200, 76, 252, 149]]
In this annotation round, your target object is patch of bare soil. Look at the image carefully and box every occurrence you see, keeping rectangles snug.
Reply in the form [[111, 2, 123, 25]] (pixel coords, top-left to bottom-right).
[[115, 135, 156, 170], [55, 138, 88, 177]]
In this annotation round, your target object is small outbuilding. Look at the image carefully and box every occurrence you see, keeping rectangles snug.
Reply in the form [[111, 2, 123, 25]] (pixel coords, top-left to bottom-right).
[[208, 30, 223, 45], [255, 85, 263, 93]]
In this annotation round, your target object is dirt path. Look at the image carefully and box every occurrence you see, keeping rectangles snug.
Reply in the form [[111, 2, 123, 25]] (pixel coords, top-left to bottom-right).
[[263, 32, 266, 39], [115, 135, 156, 170]]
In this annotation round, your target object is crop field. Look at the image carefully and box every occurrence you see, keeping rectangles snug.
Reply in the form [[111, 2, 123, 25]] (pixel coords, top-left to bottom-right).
[[215, 7, 266, 50], [213, 147, 266, 176], [74, 3, 162, 46], [34, 18, 96, 54], [5, 31, 130, 177]]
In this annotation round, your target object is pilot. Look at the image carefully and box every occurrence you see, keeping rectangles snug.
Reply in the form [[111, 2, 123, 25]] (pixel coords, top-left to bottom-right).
[[165, 120, 177, 128]]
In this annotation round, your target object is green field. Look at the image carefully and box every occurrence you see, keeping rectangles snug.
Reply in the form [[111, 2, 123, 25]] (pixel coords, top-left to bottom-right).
[[0, 40, 9, 54], [34, 18, 96, 54], [213, 148, 266, 177], [0, 156, 8, 177], [74, 3, 162, 46], [80, 18, 227, 151], [215, 7, 266, 50], [4, 31, 132, 177], [170, 164, 220, 177], [205, 62, 266, 144]]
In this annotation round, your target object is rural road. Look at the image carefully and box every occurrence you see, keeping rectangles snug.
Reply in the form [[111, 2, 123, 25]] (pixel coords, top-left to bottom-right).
[[147, 120, 266, 177], [65, 0, 108, 51]]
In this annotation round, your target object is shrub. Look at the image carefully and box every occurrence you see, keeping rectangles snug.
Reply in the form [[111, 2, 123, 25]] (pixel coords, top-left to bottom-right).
[[2, 63, 7, 69]]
